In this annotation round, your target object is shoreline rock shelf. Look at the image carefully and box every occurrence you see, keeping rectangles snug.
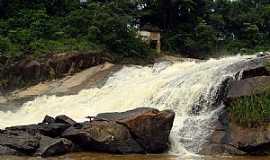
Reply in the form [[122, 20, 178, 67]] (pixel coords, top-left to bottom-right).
[[202, 55, 270, 156], [0, 108, 175, 157]]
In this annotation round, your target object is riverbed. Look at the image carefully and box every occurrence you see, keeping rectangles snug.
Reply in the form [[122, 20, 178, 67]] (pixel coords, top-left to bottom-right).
[[1, 153, 270, 160]]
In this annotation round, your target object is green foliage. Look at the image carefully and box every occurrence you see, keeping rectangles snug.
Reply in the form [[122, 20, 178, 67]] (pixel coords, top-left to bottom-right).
[[0, 0, 150, 59], [138, 0, 270, 56], [0, 36, 20, 57], [264, 60, 270, 71], [1, 0, 270, 59], [228, 91, 270, 127]]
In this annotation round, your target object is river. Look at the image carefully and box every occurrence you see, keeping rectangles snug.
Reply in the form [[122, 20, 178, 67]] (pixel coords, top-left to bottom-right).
[[0, 55, 268, 158], [1, 153, 270, 160]]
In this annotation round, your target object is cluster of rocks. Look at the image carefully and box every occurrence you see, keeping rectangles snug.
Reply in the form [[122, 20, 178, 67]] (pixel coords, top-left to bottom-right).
[[0, 52, 111, 90], [0, 108, 175, 157], [201, 54, 270, 155]]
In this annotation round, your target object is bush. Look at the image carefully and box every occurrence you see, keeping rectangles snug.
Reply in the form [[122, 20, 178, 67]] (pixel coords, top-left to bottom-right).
[[228, 90, 270, 127], [0, 36, 20, 57], [29, 38, 100, 56]]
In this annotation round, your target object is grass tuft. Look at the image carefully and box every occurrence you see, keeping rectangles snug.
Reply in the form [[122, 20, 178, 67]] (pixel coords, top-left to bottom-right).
[[228, 90, 270, 127]]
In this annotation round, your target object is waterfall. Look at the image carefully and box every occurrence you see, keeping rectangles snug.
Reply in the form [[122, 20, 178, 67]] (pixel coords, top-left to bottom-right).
[[0, 55, 257, 154]]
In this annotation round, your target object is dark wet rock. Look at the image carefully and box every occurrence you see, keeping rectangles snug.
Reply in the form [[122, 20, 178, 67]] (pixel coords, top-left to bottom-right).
[[16, 59, 42, 81], [0, 145, 23, 155], [212, 77, 233, 108], [226, 76, 270, 101], [48, 53, 107, 78], [240, 142, 270, 155], [7, 123, 70, 138], [55, 115, 76, 126], [0, 130, 39, 154], [200, 144, 246, 155], [35, 136, 73, 157], [204, 72, 270, 155], [42, 115, 55, 124], [0, 108, 175, 156], [241, 66, 269, 79], [97, 107, 175, 153], [2, 52, 110, 90], [224, 122, 270, 149], [30, 123, 69, 137], [62, 121, 144, 154]]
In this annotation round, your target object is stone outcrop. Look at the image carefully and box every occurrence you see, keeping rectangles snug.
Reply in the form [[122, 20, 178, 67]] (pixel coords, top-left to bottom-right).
[[201, 55, 270, 156], [1, 52, 111, 90], [226, 76, 270, 100], [241, 66, 270, 79], [0, 108, 175, 157], [97, 108, 175, 153]]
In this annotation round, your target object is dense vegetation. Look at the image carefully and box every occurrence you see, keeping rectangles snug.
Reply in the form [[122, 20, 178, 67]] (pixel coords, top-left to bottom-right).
[[0, 0, 270, 59], [228, 90, 270, 127], [0, 0, 150, 59]]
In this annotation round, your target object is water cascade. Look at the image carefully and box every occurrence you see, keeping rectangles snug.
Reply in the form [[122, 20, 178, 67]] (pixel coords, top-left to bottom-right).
[[0, 55, 256, 154]]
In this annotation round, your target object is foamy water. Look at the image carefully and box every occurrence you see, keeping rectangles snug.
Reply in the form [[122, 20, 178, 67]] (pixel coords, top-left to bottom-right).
[[0, 55, 257, 154]]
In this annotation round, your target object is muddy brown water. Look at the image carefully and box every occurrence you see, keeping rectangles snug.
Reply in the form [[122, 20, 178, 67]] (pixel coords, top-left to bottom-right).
[[0, 153, 269, 160]]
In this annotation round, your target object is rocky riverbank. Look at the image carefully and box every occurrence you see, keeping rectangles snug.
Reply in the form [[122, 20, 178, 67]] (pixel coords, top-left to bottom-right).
[[0, 108, 175, 157], [0, 52, 113, 91], [202, 54, 270, 155]]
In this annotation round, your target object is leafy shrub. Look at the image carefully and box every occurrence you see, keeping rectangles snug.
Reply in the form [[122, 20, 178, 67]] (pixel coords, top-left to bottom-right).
[[228, 90, 270, 127], [0, 36, 20, 57]]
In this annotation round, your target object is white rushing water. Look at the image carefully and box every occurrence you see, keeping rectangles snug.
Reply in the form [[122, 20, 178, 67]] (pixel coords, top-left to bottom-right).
[[0, 55, 256, 154]]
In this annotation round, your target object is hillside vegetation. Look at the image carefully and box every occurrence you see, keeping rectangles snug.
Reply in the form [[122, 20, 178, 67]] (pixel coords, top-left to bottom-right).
[[0, 0, 270, 60]]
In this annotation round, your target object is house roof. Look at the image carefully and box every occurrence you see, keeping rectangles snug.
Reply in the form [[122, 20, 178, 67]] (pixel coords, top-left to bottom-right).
[[140, 24, 161, 32]]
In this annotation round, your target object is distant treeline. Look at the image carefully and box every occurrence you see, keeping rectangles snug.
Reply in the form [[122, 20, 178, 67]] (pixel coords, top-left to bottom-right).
[[0, 0, 270, 59]]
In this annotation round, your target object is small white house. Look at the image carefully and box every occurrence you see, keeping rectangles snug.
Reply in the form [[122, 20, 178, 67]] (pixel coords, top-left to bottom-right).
[[138, 25, 161, 53]]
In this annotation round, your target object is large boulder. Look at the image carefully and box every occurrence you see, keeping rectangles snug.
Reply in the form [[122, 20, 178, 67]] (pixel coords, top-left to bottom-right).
[[97, 107, 175, 153], [62, 121, 144, 153]]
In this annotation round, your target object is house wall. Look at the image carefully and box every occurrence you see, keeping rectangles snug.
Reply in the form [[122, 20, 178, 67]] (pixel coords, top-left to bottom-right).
[[138, 31, 161, 53]]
